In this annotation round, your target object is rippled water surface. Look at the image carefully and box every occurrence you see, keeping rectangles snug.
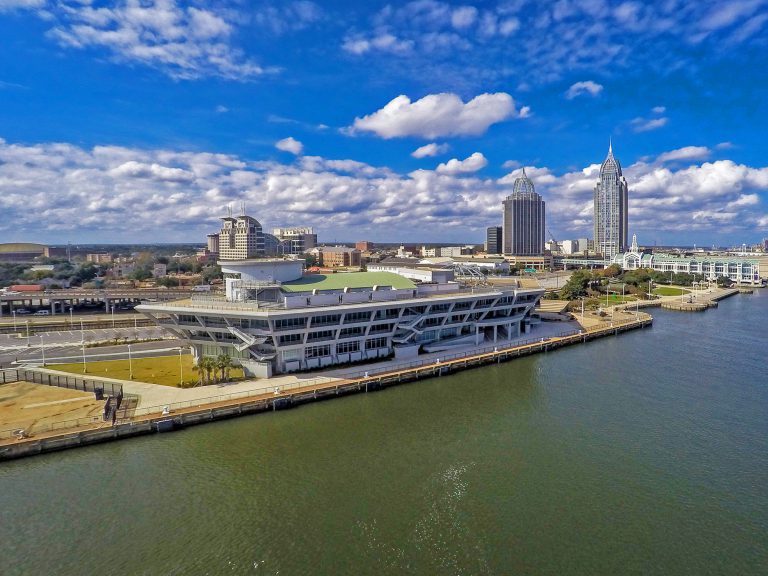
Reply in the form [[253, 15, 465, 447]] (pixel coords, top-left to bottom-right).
[[1, 291, 767, 575]]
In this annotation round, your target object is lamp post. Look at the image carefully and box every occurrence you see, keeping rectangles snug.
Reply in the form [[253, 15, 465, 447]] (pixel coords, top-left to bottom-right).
[[69, 306, 73, 327], [25, 320, 30, 347], [111, 305, 115, 328], [128, 343, 133, 380], [12, 310, 16, 332], [178, 347, 184, 387], [82, 340, 87, 373], [40, 334, 45, 366]]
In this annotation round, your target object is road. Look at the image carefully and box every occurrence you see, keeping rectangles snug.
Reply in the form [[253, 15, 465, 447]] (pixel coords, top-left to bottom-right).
[[0, 326, 183, 368]]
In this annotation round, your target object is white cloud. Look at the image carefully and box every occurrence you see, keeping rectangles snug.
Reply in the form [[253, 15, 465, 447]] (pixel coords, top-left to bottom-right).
[[23, 1, 264, 80], [349, 92, 522, 139], [716, 141, 734, 150], [411, 142, 450, 158], [0, 0, 44, 11], [0, 137, 766, 244], [652, 105, 666, 114], [215, 105, 229, 113], [451, 6, 478, 29], [342, 33, 414, 55], [565, 80, 603, 99], [632, 116, 668, 132], [275, 137, 304, 155], [656, 146, 711, 163], [435, 152, 487, 175]]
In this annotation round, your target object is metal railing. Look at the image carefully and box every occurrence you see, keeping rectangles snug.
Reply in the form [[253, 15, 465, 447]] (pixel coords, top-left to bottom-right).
[[0, 415, 107, 440]]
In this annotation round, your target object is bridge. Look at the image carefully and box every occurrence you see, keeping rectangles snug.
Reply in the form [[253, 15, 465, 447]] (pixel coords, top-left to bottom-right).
[[0, 288, 192, 317]]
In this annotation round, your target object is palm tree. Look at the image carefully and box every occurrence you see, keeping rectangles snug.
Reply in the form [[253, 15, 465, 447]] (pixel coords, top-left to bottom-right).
[[215, 354, 233, 383]]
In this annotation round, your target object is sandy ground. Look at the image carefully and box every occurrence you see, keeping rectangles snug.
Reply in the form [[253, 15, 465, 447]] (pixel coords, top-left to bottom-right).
[[0, 381, 105, 435]]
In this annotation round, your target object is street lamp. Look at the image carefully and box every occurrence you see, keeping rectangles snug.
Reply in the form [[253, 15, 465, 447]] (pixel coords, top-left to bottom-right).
[[178, 347, 184, 387], [69, 306, 74, 326], [12, 310, 16, 332], [128, 343, 133, 380], [40, 334, 46, 366], [82, 338, 87, 373], [111, 305, 115, 328], [25, 320, 30, 347]]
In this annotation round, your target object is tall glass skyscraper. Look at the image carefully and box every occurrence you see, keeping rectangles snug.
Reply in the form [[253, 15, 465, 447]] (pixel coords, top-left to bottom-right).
[[593, 142, 628, 260], [502, 168, 545, 255]]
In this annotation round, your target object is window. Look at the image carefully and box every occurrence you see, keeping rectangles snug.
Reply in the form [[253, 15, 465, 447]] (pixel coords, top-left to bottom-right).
[[453, 301, 472, 310], [307, 329, 334, 342], [374, 308, 401, 320], [278, 333, 303, 345], [274, 317, 306, 330], [344, 311, 372, 323], [311, 314, 341, 327], [305, 345, 331, 358], [423, 317, 442, 327], [429, 303, 451, 313], [336, 341, 360, 354], [339, 326, 364, 339], [366, 337, 388, 350], [370, 322, 394, 334]]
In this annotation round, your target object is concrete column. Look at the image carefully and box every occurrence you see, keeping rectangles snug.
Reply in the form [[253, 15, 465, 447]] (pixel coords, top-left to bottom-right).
[[105, 298, 110, 313], [50, 300, 56, 315]]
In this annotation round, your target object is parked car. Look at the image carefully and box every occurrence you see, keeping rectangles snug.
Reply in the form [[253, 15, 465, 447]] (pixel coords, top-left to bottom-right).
[[32, 310, 51, 316], [15, 309, 31, 315]]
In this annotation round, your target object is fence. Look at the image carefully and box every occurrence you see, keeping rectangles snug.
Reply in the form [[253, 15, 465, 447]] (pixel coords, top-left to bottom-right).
[[0, 317, 156, 335]]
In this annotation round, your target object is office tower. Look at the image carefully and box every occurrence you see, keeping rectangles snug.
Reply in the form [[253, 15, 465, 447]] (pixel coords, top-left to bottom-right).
[[502, 168, 545, 255], [485, 226, 502, 254], [593, 142, 629, 260]]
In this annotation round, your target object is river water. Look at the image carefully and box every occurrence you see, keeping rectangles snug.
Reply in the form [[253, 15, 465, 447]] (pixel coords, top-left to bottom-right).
[[1, 291, 766, 575]]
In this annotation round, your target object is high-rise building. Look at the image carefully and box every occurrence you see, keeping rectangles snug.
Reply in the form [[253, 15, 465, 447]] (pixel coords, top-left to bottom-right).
[[502, 168, 545, 255], [593, 142, 628, 261], [485, 226, 502, 254], [219, 215, 265, 260], [206, 233, 220, 255], [272, 227, 317, 255]]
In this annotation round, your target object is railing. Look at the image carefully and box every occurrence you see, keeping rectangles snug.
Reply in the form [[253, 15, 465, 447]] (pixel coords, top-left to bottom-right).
[[0, 415, 106, 440]]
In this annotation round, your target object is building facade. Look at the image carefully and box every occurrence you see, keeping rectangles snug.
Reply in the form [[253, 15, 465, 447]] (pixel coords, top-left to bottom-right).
[[137, 260, 544, 377], [485, 226, 503, 255], [502, 168, 546, 256], [319, 246, 361, 267], [272, 227, 317, 255], [594, 143, 628, 261], [219, 215, 265, 260]]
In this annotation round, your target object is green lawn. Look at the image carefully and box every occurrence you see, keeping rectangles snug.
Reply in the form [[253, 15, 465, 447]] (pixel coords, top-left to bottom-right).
[[50, 354, 243, 387], [653, 286, 689, 296], [601, 294, 638, 303]]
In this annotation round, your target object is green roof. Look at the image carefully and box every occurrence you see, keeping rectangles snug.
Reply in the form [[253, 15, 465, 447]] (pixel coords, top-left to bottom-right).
[[281, 272, 416, 293]]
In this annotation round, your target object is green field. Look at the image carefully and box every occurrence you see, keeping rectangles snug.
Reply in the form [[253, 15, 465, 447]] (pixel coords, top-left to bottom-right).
[[601, 294, 638, 303], [50, 355, 244, 387], [653, 286, 689, 296]]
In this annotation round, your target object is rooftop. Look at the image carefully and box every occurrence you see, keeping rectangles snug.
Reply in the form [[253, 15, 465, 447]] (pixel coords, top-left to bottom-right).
[[281, 272, 416, 293]]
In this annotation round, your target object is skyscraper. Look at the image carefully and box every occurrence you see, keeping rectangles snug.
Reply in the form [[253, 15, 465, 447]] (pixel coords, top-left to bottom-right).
[[485, 226, 502, 254], [219, 214, 265, 260], [502, 168, 545, 255], [593, 141, 628, 260]]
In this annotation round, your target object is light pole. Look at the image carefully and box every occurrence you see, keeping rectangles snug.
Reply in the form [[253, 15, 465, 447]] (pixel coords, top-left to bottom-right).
[[69, 306, 73, 327], [25, 320, 30, 347], [178, 347, 184, 387], [12, 310, 16, 332], [128, 343, 133, 380], [111, 305, 115, 328], [40, 334, 45, 366], [80, 318, 84, 342], [82, 340, 87, 373]]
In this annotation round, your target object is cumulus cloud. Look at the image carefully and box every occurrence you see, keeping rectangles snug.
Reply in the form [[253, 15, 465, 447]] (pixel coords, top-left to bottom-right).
[[411, 142, 450, 158], [565, 80, 603, 99], [0, 137, 766, 243], [349, 92, 522, 139], [656, 146, 711, 163], [435, 152, 488, 175], [275, 137, 304, 155], [652, 105, 666, 114]]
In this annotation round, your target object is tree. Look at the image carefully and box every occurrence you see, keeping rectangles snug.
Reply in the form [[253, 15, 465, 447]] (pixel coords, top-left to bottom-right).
[[215, 354, 233, 382], [195, 357, 215, 385], [716, 275, 732, 287], [603, 264, 622, 278], [560, 269, 593, 300]]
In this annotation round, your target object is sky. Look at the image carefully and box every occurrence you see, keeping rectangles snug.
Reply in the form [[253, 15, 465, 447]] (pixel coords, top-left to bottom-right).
[[1, 0, 767, 247]]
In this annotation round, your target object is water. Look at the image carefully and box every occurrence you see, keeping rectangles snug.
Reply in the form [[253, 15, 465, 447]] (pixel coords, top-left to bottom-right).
[[1, 292, 767, 575]]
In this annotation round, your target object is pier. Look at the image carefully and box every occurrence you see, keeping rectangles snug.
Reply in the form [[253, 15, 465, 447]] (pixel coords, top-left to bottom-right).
[[0, 312, 652, 461]]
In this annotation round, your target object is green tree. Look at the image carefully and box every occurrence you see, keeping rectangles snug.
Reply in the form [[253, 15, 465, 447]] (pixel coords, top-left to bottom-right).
[[560, 269, 594, 300], [215, 353, 233, 382]]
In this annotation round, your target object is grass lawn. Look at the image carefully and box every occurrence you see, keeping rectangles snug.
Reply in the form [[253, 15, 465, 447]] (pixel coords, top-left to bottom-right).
[[601, 294, 638, 304], [653, 286, 689, 296], [49, 355, 244, 387]]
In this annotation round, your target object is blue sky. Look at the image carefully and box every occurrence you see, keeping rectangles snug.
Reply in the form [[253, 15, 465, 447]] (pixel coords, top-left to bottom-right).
[[1, 0, 767, 246]]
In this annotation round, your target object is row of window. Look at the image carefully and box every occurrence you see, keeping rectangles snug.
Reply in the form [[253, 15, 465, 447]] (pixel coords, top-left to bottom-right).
[[304, 337, 388, 359]]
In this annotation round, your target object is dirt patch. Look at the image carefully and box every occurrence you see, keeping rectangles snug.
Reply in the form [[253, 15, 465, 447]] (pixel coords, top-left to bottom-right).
[[0, 382, 106, 436]]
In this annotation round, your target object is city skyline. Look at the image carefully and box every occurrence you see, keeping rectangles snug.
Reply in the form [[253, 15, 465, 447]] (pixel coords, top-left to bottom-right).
[[1, 1, 767, 246]]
